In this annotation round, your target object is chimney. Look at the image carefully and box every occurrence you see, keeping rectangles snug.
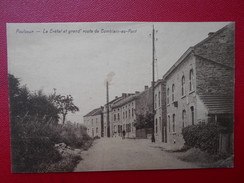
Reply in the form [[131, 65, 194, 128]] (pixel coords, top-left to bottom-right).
[[135, 91, 140, 94], [208, 32, 215, 37], [144, 85, 149, 90], [122, 93, 127, 98], [115, 96, 118, 99]]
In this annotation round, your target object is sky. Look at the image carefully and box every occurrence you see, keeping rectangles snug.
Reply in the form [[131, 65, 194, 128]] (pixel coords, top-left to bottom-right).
[[7, 22, 230, 123]]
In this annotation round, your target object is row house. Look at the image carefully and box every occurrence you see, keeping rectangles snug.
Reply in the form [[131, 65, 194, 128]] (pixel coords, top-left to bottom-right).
[[103, 96, 124, 138], [111, 86, 153, 138], [83, 107, 104, 138], [162, 23, 234, 151]]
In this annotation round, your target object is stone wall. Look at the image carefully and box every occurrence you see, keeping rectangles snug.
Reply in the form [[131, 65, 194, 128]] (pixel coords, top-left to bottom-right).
[[194, 23, 234, 68], [196, 56, 234, 96]]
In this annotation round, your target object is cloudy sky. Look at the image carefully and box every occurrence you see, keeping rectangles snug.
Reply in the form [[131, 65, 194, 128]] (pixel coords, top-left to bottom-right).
[[7, 22, 230, 123]]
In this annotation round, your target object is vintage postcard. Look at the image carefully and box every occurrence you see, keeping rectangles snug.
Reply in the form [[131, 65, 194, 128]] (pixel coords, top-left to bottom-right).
[[7, 22, 234, 173]]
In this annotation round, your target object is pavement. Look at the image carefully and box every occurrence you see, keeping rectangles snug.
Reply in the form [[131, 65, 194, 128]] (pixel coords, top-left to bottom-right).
[[74, 137, 199, 172]]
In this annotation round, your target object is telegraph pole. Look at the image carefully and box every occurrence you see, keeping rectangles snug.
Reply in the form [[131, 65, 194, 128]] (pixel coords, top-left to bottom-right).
[[106, 80, 110, 137], [151, 25, 156, 143]]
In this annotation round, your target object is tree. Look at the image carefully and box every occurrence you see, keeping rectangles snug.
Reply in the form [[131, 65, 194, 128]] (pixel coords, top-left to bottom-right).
[[53, 93, 79, 124], [134, 112, 154, 129]]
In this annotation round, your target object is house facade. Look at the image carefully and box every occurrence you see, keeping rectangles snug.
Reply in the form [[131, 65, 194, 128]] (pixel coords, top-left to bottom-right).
[[163, 23, 234, 149], [110, 86, 153, 138], [83, 107, 104, 138], [103, 96, 124, 138], [154, 79, 167, 142]]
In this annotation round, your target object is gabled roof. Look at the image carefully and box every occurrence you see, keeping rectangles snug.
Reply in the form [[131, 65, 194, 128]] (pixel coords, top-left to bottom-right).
[[104, 96, 124, 107], [112, 87, 152, 108], [84, 107, 102, 117], [199, 95, 234, 115], [112, 94, 137, 108], [163, 23, 234, 79]]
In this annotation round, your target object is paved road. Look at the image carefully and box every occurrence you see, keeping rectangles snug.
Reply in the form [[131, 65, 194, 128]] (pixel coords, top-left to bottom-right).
[[74, 138, 199, 172]]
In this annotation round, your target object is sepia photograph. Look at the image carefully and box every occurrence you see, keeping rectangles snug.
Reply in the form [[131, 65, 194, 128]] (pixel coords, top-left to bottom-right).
[[7, 22, 234, 173]]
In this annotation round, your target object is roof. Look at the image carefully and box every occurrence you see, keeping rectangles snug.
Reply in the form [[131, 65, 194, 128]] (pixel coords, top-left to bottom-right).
[[163, 23, 234, 79], [104, 96, 124, 107], [84, 107, 102, 117], [154, 79, 165, 87], [112, 94, 138, 108], [199, 95, 234, 115], [112, 88, 152, 108]]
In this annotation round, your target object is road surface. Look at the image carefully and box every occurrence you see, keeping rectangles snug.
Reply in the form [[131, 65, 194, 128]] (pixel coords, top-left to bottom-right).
[[74, 137, 199, 172]]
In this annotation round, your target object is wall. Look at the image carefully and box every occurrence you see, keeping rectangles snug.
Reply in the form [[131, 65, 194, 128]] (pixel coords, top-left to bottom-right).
[[195, 56, 234, 97], [194, 23, 234, 68], [154, 80, 167, 142], [84, 114, 102, 138], [165, 53, 197, 146]]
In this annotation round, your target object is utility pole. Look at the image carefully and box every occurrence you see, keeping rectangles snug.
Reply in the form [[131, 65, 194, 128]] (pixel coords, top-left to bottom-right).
[[151, 25, 156, 143], [106, 80, 110, 137]]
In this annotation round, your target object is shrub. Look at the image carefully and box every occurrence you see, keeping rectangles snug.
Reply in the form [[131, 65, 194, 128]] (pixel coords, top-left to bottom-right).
[[182, 122, 219, 154], [11, 118, 62, 172]]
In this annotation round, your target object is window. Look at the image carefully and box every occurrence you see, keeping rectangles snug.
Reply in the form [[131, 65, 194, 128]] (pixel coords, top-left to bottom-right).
[[155, 118, 158, 134], [155, 94, 157, 109], [126, 111, 127, 118], [158, 91, 161, 107], [182, 110, 186, 128], [182, 75, 185, 96], [114, 114, 116, 121], [123, 112, 125, 119], [190, 106, 195, 125], [172, 114, 176, 132], [129, 109, 131, 118], [168, 115, 170, 132], [132, 108, 134, 117], [172, 84, 175, 102], [92, 119, 93, 126], [159, 117, 162, 130], [167, 88, 170, 104], [189, 69, 194, 91], [96, 127, 98, 134], [118, 113, 120, 120]]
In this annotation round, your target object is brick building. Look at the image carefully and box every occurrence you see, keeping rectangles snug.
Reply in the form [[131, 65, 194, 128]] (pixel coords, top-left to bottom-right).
[[163, 23, 234, 150], [83, 107, 104, 138]]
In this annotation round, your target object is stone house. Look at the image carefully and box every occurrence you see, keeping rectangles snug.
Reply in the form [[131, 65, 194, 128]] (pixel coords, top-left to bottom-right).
[[154, 79, 167, 142], [163, 23, 234, 151], [83, 107, 104, 138]]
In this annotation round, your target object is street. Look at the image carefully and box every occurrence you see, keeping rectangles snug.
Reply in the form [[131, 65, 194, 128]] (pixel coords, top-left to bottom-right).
[[74, 138, 199, 172]]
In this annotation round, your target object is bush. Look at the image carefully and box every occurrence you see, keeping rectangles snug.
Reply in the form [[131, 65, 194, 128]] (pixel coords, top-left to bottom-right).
[[182, 122, 219, 154], [11, 118, 62, 172], [11, 117, 92, 172], [9, 74, 92, 172]]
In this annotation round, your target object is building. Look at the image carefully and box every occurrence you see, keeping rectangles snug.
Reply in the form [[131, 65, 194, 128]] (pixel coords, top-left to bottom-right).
[[83, 107, 104, 138], [154, 79, 167, 142], [111, 86, 153, 138], [103, 96, 124, 138], [163, 23, 234, 150]]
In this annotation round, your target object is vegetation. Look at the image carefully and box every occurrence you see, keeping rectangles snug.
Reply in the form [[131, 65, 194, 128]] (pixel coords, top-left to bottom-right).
[[53, 92, 79, 124], [9, 74, 91, 173], [134, 112, 154, 129], [182, 122, 219, 155]]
